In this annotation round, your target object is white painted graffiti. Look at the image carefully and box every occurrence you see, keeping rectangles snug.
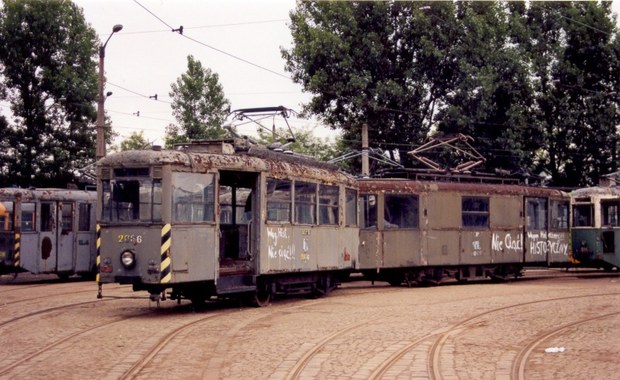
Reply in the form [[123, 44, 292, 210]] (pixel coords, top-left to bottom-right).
[[267, 227, 295, 260], [527, 231, 569, 256], [471, 232, 482, 256], [492, 233, 523, 253]]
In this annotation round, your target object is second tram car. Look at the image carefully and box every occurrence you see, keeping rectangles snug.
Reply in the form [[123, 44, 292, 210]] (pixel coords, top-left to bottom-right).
[[96, 139, 359, 304], [571, 185, 620, 270], [357, 172, 571, 285], [0, 187, 97, 278]]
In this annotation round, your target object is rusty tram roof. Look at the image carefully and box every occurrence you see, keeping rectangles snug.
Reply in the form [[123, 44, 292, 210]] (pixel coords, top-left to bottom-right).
[[359, 177, 569, 198], [98, 140, 357, 187], [0, 188, 96, 202]]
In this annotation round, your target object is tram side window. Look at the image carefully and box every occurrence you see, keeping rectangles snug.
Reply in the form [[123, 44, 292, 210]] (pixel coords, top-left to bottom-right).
[[172, 173, 215, 223], [384, 194, 419, 229], [462, 197, 489, 228], [345, 188, 357, 227], [267, 178, 291, 222], [0, 201, 14, 231], [526, 198, 548, 230], [78, 203, 91, 231], [602, 200, 620, 227], [572, 204, 593, 227], [41, 203, 53, 232], [61, 203, 73, 234], [21, 203, 35, 231], [294, 181, 316, 225], [359, 195, 377, 228], [319, 184, 339, 225], [550, 200, 569, 229]]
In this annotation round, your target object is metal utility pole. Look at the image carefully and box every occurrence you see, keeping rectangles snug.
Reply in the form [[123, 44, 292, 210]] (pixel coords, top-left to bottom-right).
[[362, 123, 369, 177], [96, 24, 123, 161]]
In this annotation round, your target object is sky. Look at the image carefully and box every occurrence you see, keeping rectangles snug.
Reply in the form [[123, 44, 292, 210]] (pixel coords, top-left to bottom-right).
[[74, 0, 320, 147]]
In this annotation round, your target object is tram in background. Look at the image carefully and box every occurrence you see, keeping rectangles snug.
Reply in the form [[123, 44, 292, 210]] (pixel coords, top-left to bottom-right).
[[0, 187, 97, 279], [571, 178, 620, 271]]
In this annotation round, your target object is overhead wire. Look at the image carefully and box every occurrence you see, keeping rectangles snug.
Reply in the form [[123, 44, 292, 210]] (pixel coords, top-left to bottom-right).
[[133, 0, 291, 80]]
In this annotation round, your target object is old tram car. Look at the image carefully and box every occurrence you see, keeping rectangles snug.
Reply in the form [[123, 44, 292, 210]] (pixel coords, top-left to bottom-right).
[[357, 172, 571, 285], [0, 188, 97, 278], [96, 139, 358, 304], [571, 185, 620, 270]]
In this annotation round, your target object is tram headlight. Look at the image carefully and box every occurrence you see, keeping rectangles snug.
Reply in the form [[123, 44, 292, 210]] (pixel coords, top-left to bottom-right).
[[120, 250, 136, 269]]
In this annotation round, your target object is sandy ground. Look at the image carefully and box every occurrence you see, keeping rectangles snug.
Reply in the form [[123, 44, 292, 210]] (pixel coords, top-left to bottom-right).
[[0, 269, 619, 379]]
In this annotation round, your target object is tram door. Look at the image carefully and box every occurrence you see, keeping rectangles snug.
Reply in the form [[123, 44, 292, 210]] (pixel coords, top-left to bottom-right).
[[38, 202, 75, 273], [524, 197, 549, 265], [218, 171, 259, 274]]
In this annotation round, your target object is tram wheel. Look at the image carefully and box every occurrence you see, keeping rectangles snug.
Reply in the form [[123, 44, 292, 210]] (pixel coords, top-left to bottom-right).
[[253, 283, 271, 307]]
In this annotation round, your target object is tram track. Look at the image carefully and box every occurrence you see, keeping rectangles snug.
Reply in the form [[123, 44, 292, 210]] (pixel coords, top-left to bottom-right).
[[426, 292, 620, 380], [511, 310, 620, 380], [280, 291, 620, 380], [0, 309, 153, 377], [0, 298, 117, 328], [0, 284, 127, 307], [2, 271, 618, 379]]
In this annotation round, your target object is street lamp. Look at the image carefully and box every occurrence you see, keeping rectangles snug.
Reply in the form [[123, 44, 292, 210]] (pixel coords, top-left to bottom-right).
[[96, 24, 123, 161]]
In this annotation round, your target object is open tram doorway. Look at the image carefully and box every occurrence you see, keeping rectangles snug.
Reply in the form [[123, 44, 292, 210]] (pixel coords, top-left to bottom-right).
[[218, 171, 259, 275]]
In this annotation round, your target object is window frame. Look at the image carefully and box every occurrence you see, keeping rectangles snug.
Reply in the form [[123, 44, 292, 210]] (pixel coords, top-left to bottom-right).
[[384, 193, 419, 229], [266, 178, 292, 223], [462, 196, 490, 228], [318, 184, 339, 225]]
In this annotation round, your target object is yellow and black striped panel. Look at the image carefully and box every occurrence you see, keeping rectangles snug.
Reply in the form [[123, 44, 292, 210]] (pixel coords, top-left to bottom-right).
[[160, 224, 172, 284], [96, 224, 101, 283], [13, 232, 20, 269]]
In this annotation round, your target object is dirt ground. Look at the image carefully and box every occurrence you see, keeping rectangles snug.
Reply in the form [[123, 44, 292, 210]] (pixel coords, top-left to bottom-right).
[[0, 269, 619, 380]]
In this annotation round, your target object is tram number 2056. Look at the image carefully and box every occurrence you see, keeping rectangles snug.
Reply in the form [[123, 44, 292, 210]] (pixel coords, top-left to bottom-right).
[[117, 234, 143, 244]]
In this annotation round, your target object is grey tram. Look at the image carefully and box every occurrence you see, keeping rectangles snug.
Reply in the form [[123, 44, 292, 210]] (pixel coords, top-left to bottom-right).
[[96, 139, 359, 305], [0, 188, 97, 278], [357, 172, 571, 285]]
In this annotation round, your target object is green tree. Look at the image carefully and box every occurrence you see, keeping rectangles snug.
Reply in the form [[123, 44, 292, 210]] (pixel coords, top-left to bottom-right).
[[436, 1, 537, 174], [0, 0, 98, 187], [255, 127, 339, 162], [119, 131, 151, 151], [283, 1, 460, 169], [285, 1, 620, 185], [526, 1, 620, 187], [165, 55, 231, 148]]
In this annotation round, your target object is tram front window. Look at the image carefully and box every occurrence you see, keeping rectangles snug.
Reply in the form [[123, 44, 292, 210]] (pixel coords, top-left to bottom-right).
[[102, 179, 161, 222]]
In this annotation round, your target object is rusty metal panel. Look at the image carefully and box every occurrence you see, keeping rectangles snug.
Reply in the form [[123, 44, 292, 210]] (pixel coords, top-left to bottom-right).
[[382, 230, 421, 267], [424, 192, 460, 229], [358, 229, 382, 271], [423, 230, 460, 266], [172, 225, 217, 283], [490, 196, 522, 228], [259, 225, 357, 274]]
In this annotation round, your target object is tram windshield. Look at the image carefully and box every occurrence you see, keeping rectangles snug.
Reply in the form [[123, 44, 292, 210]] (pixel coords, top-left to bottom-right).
[[102, 179, 162, 223]]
